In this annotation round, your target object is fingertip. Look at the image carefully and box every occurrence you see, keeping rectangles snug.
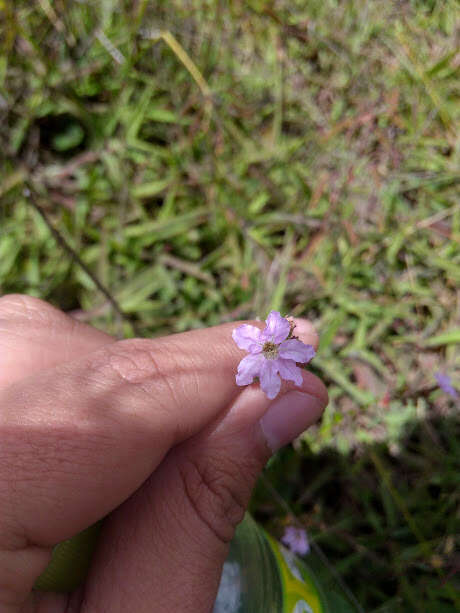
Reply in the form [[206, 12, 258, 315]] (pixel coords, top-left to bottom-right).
[[300, 369, 329, 409], [259, 390, 326, 453], [292, 317, 319, 350]]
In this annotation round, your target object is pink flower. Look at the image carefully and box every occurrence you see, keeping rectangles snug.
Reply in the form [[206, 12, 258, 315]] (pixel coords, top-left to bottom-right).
[[435, 372, 459, 399], [232, 310, 316, 400], [281, 526, 310, 556]]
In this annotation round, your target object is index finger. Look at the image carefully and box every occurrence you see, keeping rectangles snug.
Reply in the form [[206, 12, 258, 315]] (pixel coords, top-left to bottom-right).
[[0, 318, 320, 550]]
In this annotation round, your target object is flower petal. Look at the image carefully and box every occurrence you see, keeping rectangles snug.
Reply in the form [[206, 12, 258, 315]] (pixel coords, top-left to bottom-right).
[[278, 339, 315, 363], [235, 353, 265, 386], [435, 371, 459, 399], [277, 358, 303, 386], [259, 359, 281, 399], [232, 324, 263, 353], [262, 310, 291, 344], [281, 526, 310, 556]]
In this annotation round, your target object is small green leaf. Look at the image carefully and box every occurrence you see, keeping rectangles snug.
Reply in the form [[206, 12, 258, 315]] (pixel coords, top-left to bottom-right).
[[52, 123, 85, 151], [131, 178, 172, 199], [424, 329, 460, 347]]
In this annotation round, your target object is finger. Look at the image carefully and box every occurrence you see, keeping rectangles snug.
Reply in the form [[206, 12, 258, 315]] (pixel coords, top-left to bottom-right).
[[0, 294, 114, 388], [0, 310, 320, 609], [81, 323, 327, 613], [0, 317, 318, 549]]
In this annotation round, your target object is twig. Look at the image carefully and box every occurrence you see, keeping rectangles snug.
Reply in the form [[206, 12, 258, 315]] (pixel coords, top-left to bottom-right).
[[26, 186, 142, 337], [159, 253, 214, 284], [95, 29, 126, 65], [141, 28, 212, 118], [416, 203, 460, 230]]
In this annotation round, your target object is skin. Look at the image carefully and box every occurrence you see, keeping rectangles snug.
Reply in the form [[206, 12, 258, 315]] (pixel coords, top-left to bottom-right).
[[0, 294, 328, 613]]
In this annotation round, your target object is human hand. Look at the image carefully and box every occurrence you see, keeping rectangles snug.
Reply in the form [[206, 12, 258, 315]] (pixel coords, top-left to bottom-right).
[[0, 294, 328, 613]]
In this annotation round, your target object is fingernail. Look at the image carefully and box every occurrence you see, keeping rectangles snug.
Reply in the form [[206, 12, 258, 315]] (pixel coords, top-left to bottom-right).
[[259, 391, 326, 453]]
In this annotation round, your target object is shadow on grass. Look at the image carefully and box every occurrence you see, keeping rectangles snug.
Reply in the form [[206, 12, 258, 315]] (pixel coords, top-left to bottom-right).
[[251, 413, 459, 613]]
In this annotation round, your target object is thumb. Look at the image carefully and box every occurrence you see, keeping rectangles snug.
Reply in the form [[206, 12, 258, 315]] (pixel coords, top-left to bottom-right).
[[82, 320, 327, 613]]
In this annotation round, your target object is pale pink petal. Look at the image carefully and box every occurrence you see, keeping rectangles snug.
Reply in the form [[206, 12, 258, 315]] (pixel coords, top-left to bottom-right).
[[259, 359, 281, 399], [278, 339, 315, 363], [281, 526, 310, 556], [235, 353, 265, 386], [277, 358, 303, 386], [232, 324, 263, 353], [262, 310, 290, 344]]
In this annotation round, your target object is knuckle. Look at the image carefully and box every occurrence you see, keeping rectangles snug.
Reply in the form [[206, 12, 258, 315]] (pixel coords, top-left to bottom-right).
[[0, 294, 53, 320], [101, 338, 181, 408], [105, 339, 164, 384], [177, 451, 255, 545]]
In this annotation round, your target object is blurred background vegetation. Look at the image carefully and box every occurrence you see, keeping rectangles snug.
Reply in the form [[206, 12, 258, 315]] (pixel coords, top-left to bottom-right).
[[1, 1, 459, 611]]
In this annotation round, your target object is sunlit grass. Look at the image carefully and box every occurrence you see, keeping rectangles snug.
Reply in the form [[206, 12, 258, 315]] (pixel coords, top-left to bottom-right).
[[1, 1, 459, 610]]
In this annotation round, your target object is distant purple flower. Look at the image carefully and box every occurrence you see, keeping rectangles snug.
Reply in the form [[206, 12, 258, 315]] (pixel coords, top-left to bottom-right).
[[232, 311, 316, 400], [281, 526, 310, 556], [435, 372, 458, 399]]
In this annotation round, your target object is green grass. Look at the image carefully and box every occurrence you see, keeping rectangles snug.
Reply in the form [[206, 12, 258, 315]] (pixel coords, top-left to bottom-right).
[[1, 1, 459, 611]]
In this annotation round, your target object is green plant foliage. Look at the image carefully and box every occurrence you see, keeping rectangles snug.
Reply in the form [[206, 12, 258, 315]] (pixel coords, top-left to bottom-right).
[[1, 1, 459, 610]]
